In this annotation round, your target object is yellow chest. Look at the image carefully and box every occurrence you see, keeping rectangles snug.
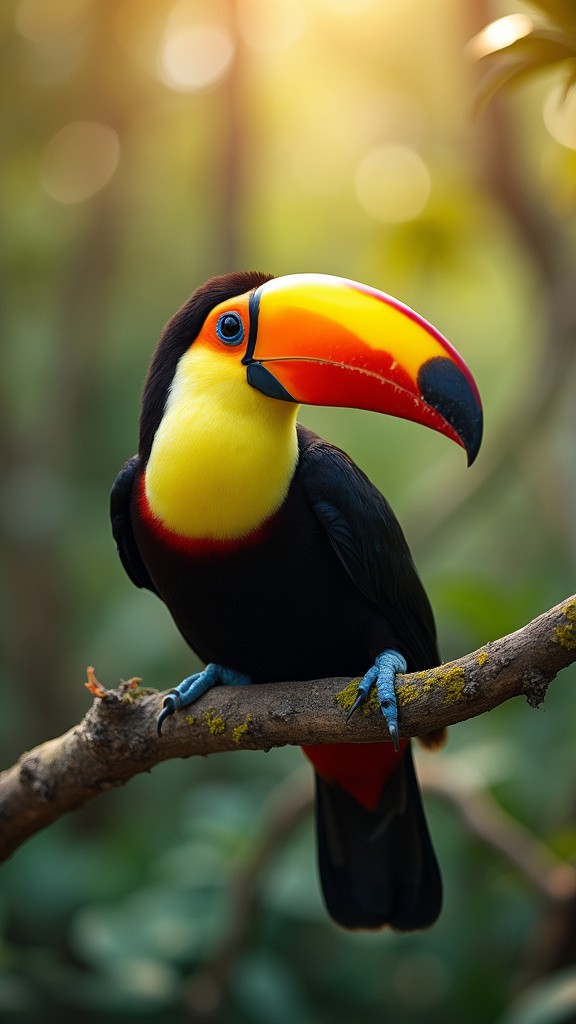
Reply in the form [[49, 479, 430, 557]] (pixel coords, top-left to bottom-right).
[[144, 347, 299, 540]]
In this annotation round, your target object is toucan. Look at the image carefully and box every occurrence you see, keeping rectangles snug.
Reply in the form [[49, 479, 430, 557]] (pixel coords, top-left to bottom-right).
[[111, 271, 482, 931]]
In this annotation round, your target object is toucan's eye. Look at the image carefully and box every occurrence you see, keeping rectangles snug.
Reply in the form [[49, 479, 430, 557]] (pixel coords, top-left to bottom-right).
[[216, 312, 245, 346]]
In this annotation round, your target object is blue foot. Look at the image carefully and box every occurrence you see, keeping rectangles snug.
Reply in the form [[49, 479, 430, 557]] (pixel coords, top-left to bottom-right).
[[157, 663, 252, 736], [346, 649, 407, 750]]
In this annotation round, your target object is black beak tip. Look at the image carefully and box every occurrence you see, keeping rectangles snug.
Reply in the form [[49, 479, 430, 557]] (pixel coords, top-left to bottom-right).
[[462, 402, 483, 466], [418, 356, 483, 467], [466, 423, 483, 467]]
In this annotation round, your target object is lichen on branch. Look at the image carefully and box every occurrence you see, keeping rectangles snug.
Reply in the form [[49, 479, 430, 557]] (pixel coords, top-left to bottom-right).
[[0, 595, 574, 863]]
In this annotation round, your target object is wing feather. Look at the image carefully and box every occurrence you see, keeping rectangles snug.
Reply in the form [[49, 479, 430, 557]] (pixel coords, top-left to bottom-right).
[[110, 456, 158, 595], [298, 427, 439, 670]]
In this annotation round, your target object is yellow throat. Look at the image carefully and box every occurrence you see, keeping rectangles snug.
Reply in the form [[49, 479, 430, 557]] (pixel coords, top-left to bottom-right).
[[144, 344, 300, 540]]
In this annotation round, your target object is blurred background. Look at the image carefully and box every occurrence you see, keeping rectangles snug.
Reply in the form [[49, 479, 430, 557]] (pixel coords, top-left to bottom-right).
[[1, 0, 576, 1020]]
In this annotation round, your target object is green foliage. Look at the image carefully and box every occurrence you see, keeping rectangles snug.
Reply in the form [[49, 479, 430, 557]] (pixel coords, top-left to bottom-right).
[[474, 0, 576, 109]]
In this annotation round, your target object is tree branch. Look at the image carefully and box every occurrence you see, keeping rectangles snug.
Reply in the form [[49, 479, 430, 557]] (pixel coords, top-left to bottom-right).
[[0, 596, 575, 863]]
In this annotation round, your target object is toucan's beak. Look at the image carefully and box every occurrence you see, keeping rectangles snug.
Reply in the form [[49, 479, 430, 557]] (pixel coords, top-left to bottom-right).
[[243, 273, 483, 465]]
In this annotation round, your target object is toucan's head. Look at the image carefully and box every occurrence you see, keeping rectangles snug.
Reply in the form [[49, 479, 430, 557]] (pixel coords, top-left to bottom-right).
[[140, 270, 482, 465]]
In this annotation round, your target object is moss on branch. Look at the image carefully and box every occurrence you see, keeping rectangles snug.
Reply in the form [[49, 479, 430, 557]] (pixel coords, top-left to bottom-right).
[[0, 595, 575, 863]]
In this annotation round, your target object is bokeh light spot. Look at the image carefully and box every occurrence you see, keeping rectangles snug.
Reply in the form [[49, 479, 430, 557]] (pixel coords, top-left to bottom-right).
[[468, 13, 533, 60], [157, 23, 235, 92], [40, 122, 120, 204], [543, 84, 576, 151], [355, 145, 431, 223], [237, 0, 305, 53], [321, 0, 407, 12]]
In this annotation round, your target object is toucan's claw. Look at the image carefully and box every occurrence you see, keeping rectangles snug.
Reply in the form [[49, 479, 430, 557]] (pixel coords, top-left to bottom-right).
[[346, 649, 406, 750], [342, 692, 360, 716], [346, 691, 367, 722], [387, 718, 400, 752], [156, 663, 252, 736], [345, 667, 376, 722], [157, 692, 180, 736]]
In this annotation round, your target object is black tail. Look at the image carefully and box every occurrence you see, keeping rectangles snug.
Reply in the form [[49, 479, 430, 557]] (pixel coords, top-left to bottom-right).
[[314, 744, 442, 930]]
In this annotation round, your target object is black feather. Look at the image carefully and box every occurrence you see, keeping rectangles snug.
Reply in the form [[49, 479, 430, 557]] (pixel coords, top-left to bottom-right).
[[110, 455, 158, 594], [138, 272, 273, 463], [298, 429, 439, 670], [315, 746, 442, 930], [298, 426, 442, 929]]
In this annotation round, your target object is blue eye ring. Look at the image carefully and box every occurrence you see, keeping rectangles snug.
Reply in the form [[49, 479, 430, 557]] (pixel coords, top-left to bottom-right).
[[216, 311, 245, 346]]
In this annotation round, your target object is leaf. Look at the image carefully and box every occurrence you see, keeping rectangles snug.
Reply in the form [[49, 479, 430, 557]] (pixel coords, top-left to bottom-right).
[[471, 16, 576, 107], [474, 29, 576, 63], [525, 1, 576, 32], [487, 29, 573, 60], [474, 57, 563, 115]]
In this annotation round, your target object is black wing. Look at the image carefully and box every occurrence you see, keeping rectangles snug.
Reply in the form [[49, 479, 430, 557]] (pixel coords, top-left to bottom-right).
[[297, 426, 439, 670], [110, 455, 158, 595]]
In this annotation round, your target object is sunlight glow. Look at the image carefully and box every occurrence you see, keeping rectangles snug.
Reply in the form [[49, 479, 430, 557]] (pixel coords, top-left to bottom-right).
[[355, 145, 431, 223], [468, 13, 533, 60], [290, 138, 350, 196], [321, 0, 408, 13], [157, 23, 235, 92], [543, 84, 576, 150], [237, 0, 305, 53], [40, 122, 120, 204]]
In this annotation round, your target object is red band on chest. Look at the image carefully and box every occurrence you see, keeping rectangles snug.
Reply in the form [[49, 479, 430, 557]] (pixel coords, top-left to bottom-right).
[[137, 473, 273, 557]]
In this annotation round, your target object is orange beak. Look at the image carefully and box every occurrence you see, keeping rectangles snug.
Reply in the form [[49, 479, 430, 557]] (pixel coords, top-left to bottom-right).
[[243, 273, 482, 464]]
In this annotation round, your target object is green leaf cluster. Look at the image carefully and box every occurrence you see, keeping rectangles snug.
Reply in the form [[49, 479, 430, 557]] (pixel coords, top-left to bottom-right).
[[474, 0, 576, 109]]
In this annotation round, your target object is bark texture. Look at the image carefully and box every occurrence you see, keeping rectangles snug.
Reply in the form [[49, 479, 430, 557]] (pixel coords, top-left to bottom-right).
[[0, 595, 575, 862]]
